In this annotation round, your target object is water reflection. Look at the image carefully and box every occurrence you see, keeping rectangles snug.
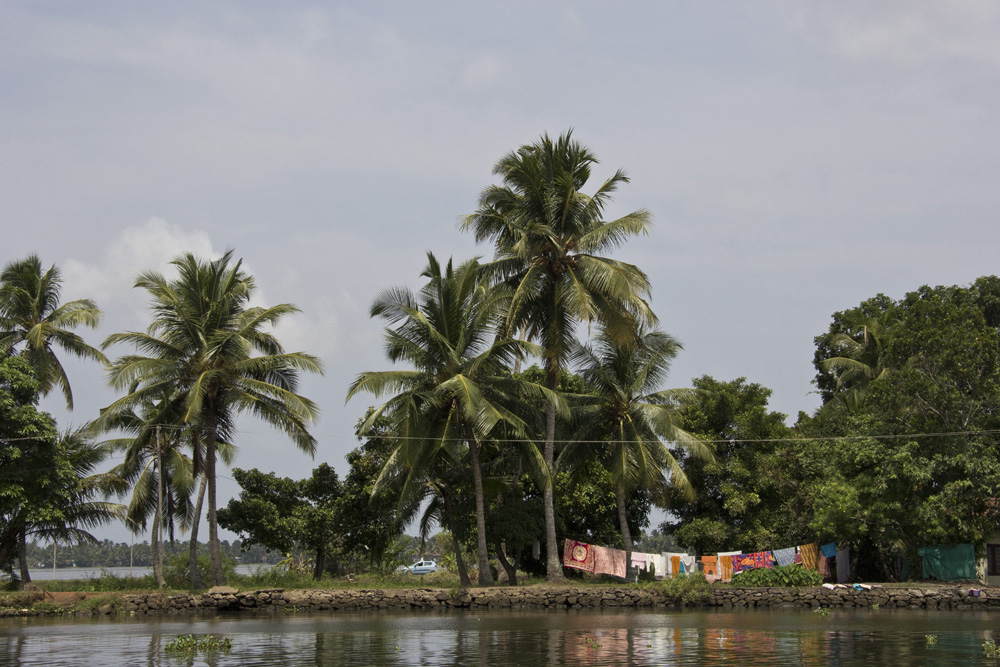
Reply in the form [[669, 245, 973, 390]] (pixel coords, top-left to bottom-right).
[[1, 607, 998, 666]]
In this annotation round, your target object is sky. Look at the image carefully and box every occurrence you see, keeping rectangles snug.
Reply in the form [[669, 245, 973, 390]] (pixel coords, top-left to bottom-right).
[[3, 1, 999, 544]]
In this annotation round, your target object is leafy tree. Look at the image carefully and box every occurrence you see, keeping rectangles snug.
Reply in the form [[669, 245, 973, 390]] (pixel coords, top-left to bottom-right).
[[1, 358, 122, 580], [562, 326, 711, 551], [102, 251, 323, 585], [463, 130, 657, 580], [0, 254, 107, 409], [665, 376, 808, 554], [348, 253, 552, 585], [218, 464, 342, 580], [802, 279, 1000, 579]]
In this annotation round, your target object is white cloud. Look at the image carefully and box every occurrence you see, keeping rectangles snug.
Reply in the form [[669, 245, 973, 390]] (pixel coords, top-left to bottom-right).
[[809, 0, 1000, 67], [63, 218, 218, 325]]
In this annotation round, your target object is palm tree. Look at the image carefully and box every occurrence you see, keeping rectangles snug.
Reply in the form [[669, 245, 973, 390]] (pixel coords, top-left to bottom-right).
[[0, 254, 107, 409], [462, 130, 657, 579], [102, 250, 323, 585], [819, 314, 895, 412], [561, 327, 713, 552], [347, 253, 555, 585]]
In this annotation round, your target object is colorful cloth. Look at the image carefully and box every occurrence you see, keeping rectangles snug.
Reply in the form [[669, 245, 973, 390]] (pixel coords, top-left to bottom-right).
[[732, 551, 775, 573], [718, 551, 740, 582], [671, 556, 682, 577], [773, 547, 796, 567], [821, 542, 838, 558], [562, 539, 596, 573], [701, 556, 719, 581], [593, 545, 627, 578], [818, 555, 831, 580], [799, 543, 820, 571]]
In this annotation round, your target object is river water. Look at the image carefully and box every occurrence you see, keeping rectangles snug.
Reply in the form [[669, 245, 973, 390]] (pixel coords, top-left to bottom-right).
[[2, 607, 997, 666]]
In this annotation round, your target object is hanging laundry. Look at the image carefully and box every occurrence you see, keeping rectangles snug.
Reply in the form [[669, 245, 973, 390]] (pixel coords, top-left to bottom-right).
[[701, 555, 719, 581], [649, 554, 667, 578], [773, 547, 796, 567], [681, 554, 697, 574], [799, 543, 820, 571], [630, 552, 647, 570], [671, 555, 682, 577], [663, 552, 688, 576], [593, 545, 627, 578], [836, 548, 850, 583], [820, 542, 838, 558], [818, 555, 831, 580], [733, 551, 775, 573], [562, 539, 596, 573], [718, 551, 740, 582]]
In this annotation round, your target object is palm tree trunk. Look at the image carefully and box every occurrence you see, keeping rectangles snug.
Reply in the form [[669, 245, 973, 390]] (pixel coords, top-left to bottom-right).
[[188, 473, 206, 588], [466, 428, 494, 585], [543, 364, 564, 581], [616, 483, 633, 552], [206, 414, 224, 585], [494, 538, 517, 586], [17, 528, 30, 584], [444, 491, 472, 587], [151, 510, 165, 588]]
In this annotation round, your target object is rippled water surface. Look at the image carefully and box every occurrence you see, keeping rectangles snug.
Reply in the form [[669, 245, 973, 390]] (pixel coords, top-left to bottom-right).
[[2, 607, 998, 666]]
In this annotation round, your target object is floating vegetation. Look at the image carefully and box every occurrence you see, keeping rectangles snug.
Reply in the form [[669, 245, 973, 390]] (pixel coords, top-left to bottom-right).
[[164, 634, 233, 654]]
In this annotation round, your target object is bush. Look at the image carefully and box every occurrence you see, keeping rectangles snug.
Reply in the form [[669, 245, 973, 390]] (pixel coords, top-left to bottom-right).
[[165, 554, 237, 589], [731, 564, 822, 587], [42, 571, 157, 592], [656, 573, 712, 604]]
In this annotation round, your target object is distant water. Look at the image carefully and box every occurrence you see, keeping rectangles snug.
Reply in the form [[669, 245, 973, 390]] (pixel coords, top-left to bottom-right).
[[26, 564, 271, 581], [2, 607, 997, 666]]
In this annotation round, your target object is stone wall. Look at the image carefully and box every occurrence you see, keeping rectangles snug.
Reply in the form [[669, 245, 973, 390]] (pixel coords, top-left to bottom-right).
[[112, 584, 998, 616]]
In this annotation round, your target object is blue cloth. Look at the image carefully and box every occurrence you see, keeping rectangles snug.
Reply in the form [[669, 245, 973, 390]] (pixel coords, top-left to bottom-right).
[[820, 542, 838, 558], [773, 547, 796, 567]]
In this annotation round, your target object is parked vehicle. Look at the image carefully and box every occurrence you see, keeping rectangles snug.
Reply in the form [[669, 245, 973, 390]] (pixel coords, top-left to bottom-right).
[[408, 560, 439, 575]]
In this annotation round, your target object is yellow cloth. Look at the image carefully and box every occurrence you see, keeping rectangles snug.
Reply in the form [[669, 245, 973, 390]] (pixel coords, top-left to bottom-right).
[[799, 543, 820, 571]]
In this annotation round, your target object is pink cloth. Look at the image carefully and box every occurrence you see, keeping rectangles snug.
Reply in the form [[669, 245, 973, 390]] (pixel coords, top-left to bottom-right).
[[593, 545, 627, 578]]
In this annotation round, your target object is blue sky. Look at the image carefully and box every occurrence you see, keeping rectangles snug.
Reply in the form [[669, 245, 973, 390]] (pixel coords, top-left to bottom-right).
[[3, 1, 999, 542]]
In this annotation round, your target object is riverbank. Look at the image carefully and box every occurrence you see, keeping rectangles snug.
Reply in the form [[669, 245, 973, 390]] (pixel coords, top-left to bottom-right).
[[3, 583, 995, 618]]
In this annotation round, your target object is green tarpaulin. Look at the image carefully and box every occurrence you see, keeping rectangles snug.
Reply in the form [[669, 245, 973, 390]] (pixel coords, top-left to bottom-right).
[[917, 544, 976, 581]]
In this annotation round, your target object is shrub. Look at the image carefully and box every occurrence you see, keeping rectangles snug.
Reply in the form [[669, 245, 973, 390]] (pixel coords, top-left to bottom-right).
[[657, 573, 712, 604], [730, 564, 822, 587]]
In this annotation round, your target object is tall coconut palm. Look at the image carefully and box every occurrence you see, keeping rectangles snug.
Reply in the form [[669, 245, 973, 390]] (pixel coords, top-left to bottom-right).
[[819, 314, 895, 412], [462, 131, 657, 579], [347, 253, 555, 585], [102, 250, 322, 585], [561, 327, 713, 552], [0, 255, 107, 409]]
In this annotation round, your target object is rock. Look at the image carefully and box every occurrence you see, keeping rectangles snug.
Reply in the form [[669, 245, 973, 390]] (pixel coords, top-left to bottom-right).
[[207, 586, 239, 595]]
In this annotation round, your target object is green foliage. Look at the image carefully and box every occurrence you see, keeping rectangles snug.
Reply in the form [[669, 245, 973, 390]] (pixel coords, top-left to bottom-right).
[[164, 634, 232, 654], [666, 376, 810, 554], [730, 565, 822, 587], [53, 570, 158, 592], [655, 573, 712, 604], [985, 639, 1000, 658], [164, 553, 236, 589]]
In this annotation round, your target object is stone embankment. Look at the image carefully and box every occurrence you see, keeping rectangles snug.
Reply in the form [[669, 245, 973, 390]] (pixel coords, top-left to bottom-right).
[[5, 585, 994, 618], [113, 584, 997, 615]]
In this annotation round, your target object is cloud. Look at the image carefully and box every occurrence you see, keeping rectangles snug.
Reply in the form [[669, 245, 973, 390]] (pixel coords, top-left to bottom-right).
[[809, 0, 1000, 67], [62, 218, 218, 325]]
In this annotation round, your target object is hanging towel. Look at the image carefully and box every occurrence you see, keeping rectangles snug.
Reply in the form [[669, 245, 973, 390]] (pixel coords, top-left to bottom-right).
[[671, 556, 682, 577], [663, 552, 688, 576], [821, 542, 838, 558], [701, 555, 719, 581], [718, 551, 740, 582], [593, 545, 627, 578], [836, 548, 850, 583], [681, 554, 697, 574], [818, 555, 831, 580], [799, 543, 820, 571], [773, 547, 796, 567], [650, 554, 667, 577], [630, 552, 647, 570], [562, 539, 596, 573]]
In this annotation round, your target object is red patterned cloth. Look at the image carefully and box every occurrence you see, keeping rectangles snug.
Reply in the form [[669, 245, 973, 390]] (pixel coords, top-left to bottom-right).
[[732, 551, 776, 573], [563, 539, 596, 573], [593, 545, 627, 578]]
